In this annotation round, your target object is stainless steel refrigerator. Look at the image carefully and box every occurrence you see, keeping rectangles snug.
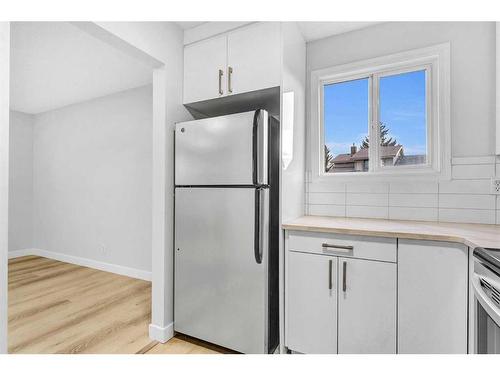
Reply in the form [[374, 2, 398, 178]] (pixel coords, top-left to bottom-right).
[[174, 109, 279, 354]]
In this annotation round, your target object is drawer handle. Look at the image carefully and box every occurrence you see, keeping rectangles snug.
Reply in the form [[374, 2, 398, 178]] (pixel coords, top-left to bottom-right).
[[322, 243, 353, 252]]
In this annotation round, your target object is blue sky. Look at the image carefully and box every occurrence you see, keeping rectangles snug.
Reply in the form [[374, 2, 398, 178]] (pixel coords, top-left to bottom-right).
[[324, 70, 427, 157]]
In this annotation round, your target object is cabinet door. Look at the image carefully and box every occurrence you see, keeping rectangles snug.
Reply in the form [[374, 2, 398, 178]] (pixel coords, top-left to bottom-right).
[[338, 257, 396, 354], [398, 240, 468, 354], [183, 35, 227, 104], [227, 22, 281, 96], [286, 251, 337, 354]]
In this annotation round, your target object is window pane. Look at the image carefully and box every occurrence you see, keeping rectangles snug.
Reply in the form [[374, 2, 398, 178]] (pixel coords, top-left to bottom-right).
[[379, 70, 427, 167], [323, 78, 369, 173]]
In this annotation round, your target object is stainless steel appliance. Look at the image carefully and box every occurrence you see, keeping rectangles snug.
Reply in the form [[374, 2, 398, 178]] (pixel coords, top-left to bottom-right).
[[472, 247, 500, 353], [174, 109, 279, 354]]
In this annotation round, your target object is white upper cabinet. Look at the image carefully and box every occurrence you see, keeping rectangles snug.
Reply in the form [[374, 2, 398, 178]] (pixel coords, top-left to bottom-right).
[[183, 23, 282, 104], [183, 35, 227, 104], [226, 22, 281, 96]]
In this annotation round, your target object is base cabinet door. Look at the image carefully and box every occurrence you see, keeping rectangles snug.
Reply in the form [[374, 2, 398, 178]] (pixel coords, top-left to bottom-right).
[[398, 240, 468, 354], [338, 257, 397, 354], [286, 251, 337, 354]]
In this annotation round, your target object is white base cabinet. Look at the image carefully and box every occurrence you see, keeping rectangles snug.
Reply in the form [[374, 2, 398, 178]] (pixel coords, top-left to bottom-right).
[[398, 239, 468, 354], [286, 251, 337, 354], [285, 232, 469, 354], [338, 257, 396, 354], [285, 232, 397, 354]]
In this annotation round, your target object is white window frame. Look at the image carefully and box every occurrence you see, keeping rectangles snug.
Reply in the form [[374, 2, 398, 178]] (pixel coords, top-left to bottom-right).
[[310, 43, 451, 182]]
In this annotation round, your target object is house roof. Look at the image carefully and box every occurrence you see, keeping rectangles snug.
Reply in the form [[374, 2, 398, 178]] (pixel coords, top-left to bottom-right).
[[332, 145, 403, 164]]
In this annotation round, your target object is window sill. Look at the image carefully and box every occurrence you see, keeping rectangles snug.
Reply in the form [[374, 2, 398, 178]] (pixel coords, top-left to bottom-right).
[[311, 167, 451, 184]]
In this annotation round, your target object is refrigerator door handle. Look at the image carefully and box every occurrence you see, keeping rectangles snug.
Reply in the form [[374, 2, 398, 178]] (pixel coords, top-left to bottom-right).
[[252, 110, 268, 186], [254, 188, 262, 264], [254, 187, 269, 264]]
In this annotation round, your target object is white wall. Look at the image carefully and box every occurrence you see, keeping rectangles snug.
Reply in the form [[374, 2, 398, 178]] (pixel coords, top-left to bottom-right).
[[0, 21, 10, 355], [52, 21, 188, 342], [281, 22, 307, 223], [306, 22, 500, 224], [92, 22, 191, 341], [2, 20, 187, 352], [9, 111, 33, 251], [32, 85, 153, 272]]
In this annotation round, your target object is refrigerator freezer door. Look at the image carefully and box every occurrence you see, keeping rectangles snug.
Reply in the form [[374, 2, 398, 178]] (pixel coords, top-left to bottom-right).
[[175, 110, 268, 186], [174, 187, 269, 353]]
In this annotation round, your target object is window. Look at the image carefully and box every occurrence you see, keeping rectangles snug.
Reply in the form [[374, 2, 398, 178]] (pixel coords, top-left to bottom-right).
[[323, 67, 428, 174], [378, 69, 427, 168], [324, 77, 370, 173], [311, 44, 450, 180]]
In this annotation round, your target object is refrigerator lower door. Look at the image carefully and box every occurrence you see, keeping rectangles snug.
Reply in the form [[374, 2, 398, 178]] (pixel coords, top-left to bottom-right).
[[175, 187, 269, 353]]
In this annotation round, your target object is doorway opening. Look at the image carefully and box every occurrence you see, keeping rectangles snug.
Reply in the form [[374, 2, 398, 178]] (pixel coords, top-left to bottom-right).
[[7, 21, 157, 354]]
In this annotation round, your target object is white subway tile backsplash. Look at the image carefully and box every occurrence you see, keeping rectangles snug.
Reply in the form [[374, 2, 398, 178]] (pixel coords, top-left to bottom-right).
[[438, 208, 496, 225], [308, 182, 346, 193], [439, 194, 496, 210], [451, 164, 495, 180], [309, 204, 345, 217], [346, 205, 389, 219], [438, 179, 492, 194], [308, 192, 345, 205], [346, 182, 388, 194], [452, 156, 496, 165], [346, 193, 388, 207], [305, 171, 311, 183], [389, 181, 438, 194], [389, 193, 438, 208], [389, 207, 438, 222], [306, 155, 499, 225]]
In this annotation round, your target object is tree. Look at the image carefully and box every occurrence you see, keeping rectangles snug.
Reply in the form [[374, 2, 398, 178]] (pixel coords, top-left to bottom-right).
[[360, 122, 397, 149], [324, 145, 334, 172]]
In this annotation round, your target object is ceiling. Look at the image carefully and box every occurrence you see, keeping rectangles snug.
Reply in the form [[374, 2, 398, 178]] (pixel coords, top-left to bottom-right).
[[10, 22, 381, 114], [176, 22, 207, 30], [177, 21, 381, 43], [296, 22, 381, 42], [10, 22, 153, 114]]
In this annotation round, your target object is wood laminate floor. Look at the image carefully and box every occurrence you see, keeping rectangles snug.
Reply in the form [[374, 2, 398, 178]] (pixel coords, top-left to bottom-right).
[[8, 256, 228, 354]]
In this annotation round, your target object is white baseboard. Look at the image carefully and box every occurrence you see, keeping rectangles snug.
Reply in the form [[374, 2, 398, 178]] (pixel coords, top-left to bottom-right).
[[8, 248, 151, 281], [8, 248, 37, 259], [149, 322, 174, 343]]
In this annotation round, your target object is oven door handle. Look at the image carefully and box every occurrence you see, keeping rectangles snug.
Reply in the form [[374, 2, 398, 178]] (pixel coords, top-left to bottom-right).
[[471, 273, 500, 328]]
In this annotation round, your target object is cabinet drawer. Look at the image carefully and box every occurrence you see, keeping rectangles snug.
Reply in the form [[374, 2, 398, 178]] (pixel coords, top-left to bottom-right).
[[287, 231, 396, 263]]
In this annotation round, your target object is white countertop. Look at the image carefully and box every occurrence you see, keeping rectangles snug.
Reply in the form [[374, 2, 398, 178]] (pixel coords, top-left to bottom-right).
[[282, 216, 500, 249]]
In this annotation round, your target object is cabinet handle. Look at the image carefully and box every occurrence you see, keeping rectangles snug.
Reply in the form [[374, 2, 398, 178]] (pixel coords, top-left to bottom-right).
[[322, 243, 353, 252], [227, 66, 233, 94], [342, 261, 347, 292], [218, 69, 224, 95], [328, 259, 333, 290]]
